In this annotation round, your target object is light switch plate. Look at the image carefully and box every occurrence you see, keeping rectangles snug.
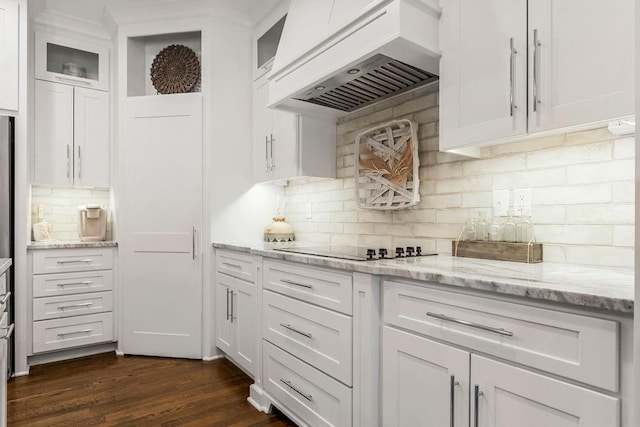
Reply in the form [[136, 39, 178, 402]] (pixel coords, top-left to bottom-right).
[[492, 190, 510, 217]]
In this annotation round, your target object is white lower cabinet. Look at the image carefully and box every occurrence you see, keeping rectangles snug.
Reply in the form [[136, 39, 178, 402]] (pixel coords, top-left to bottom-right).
[[382, 280, 621, 427], [30, 248, 115, 357]]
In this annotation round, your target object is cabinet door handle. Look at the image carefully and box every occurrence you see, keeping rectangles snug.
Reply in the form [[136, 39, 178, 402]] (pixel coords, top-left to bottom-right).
[[58, 302, 93, 310], [0, 292, 10, 305], [56, 281, 93, 287], [533, 29, 541, 112], [450, 375, 459, 427], [222, 262, 242, 269], [279, 323, 312, 339], [269, 134, 275, 170], [230, 291, 235, 323], [474, 385, 483, 427], [265, 135, 270, 172], [280, 279, 313, 289], [192, 227, 196, 260], [66, 144, 71, 179], [55, 75, 91, 86], [280, 379, 313, 402], [58, 328, 93, 337], [226, 288, 231, 321], [426, 312, 514, 337], [0, 324, 14, 340], [77, 145, 82, 179], [509, 37, 517, 117], [57, 259, 93, 265]]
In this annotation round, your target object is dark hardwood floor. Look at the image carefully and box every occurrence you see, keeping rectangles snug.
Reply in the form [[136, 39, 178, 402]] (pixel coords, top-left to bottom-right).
[[8, 353, 297, 426]]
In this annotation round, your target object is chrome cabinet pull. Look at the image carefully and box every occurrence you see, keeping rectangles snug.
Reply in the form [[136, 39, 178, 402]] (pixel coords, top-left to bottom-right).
[[269, 134, 275, 170], [280, 279, 313, 289], [280, 379, 313, 402], [77, 145, 82, 179], [58, 328, 93, 337], [0, 292, 10, 305], [474, 385, 483, 427], [57, 281, 93, 287], [0, 324, 14, 340], [58, 302, 93, 310], [230, 291, 235, 324], [533, 29, 541, 112], [192, 227, 196, 260], [57, 259, 93, 265], [426, 312, 514, 337], [450, 375, 459, 427], [226, 288, 231, 321], [509, 37, 517, 117], [279, 323, 312, 339], [55, 76, 91, 86], [222, 262, 242, 269], [66, 144, 71, 179], [265, 135, 270, 172]]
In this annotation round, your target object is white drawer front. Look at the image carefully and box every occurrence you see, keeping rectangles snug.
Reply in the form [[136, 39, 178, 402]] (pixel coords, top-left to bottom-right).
[[216, 250, 258, 283], [33, 270, 113, 298], [264, 260, 353, 315], [33, 291, 113, 321], [33, 248, 113, 274], [33, 312, 114, 353], [263, 340, 352, 427], [384, 281, 619, 391], [263, 290, 352, 385]]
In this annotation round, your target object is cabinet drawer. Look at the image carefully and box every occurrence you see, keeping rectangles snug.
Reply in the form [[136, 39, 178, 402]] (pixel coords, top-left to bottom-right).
[[33, 312, 113, 354], [384, 281, 619, 392], [264, 260, 352, 315], [263, 290, 352, 385], [216, 250, 258, 283], [263, 340, 352, 427], [33, 270, 113, 297], [33, 291, 113, 321], [33, 248, 113, 274]]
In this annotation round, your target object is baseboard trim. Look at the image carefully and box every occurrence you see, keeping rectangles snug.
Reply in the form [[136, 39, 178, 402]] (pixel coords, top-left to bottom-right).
[[28, 343, 118, 368], [202, 355, 225, 361]]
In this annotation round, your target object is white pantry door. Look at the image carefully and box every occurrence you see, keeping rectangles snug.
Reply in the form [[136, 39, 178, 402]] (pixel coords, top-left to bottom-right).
[[122, 94, 203, 359]]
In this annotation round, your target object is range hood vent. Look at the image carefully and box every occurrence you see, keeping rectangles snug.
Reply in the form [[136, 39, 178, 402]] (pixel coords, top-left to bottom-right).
[[294, 54, 438, 112]]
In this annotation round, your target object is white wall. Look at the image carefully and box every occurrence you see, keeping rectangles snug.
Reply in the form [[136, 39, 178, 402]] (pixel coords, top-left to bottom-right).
[[284, 84, 635, 268]]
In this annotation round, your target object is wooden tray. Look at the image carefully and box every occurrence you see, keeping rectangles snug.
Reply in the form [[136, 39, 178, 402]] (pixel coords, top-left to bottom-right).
[[452, 240, 543, 263]]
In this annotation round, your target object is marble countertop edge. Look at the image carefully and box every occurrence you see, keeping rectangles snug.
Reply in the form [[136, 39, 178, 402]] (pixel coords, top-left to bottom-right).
[[212, 242, 634, 314]]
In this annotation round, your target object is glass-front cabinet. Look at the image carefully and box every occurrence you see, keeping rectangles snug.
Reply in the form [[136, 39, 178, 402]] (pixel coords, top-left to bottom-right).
[[35, 32, 110, 91]]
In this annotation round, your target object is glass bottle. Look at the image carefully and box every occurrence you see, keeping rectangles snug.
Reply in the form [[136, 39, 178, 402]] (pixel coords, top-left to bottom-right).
[[476, 211, 489, 241], [516, 209, 533, 243], [503, 210, 517, 243], [489, 216, 503, 242], [462, 215, 476, 241]]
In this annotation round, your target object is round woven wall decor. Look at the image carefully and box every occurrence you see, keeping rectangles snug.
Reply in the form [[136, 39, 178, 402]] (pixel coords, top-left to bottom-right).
[[150, 44, 201, 94]]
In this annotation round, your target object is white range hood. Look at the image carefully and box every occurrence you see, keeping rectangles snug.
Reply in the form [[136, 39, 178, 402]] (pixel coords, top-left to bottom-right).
[[268, 0, 441, 118]]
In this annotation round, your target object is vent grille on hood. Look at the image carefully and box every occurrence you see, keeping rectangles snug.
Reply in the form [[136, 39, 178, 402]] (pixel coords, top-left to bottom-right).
[[293, 54, 438, 113]]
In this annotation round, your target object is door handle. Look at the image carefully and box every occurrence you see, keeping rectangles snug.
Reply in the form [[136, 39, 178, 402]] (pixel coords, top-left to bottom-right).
[[192, 227, 196, 260], [77, 145, 82, 179], [269, 134, 275, 170], [474, 385, 484, 427], [450, 375, 459, 427], [226, 288, 231, 321], [265, 135, 270, 172], [533, 29, 541, 112], [66, 144, 71, 179], [509, 37, 517, 117]]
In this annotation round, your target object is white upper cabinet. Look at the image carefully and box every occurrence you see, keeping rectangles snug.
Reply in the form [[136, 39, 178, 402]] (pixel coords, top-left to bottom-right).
[[440, 0, 634, 151], [34, 80, 110, 187], [0, 0, 19, 111], [35, 32, 110, 92]]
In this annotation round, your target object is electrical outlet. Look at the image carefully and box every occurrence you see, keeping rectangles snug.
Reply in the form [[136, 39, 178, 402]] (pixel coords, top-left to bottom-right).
[[305, 203, 312, 219], [492, 190, 510, 217], [513, 188, 532, 215]]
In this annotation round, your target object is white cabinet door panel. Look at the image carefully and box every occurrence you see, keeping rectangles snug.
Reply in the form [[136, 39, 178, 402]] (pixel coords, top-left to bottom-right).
[[440, 0, 527, 149], [234, 278, 257, 375], [215, 273, 234, 355], [0, 0, 19, 111], [528, 0, 634, 133], [74, 87, 110, 188], [34, 80, 74, 186], [383, 326, 469, 427], [122, 94, 203, 359], [471, 355, 619, 427]]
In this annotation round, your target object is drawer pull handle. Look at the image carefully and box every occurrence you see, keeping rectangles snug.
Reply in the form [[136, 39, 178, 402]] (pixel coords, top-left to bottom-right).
[[0, 292, 10, 305], [58, 328, 93, 337], [57, 259, 93, 265], [58, 302, 93, 310], [222, 262, 242, 269], [57, 281, 94, 287], [280, 279, 313, 289], [0, 324, 14, 340], [426, 312, 514, 337], [280, 379, 313, 402], [279, 323, 313, 339]]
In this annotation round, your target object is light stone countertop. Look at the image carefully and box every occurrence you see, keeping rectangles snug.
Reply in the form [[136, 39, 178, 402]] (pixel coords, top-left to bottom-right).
[[27, 241, 118, 250], [213, 241, 634, 314], [0, 258, 11, 276]]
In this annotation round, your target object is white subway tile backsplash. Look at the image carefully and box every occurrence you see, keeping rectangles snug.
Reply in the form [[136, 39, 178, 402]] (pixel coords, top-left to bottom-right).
[[282, 89, 634, 268]]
